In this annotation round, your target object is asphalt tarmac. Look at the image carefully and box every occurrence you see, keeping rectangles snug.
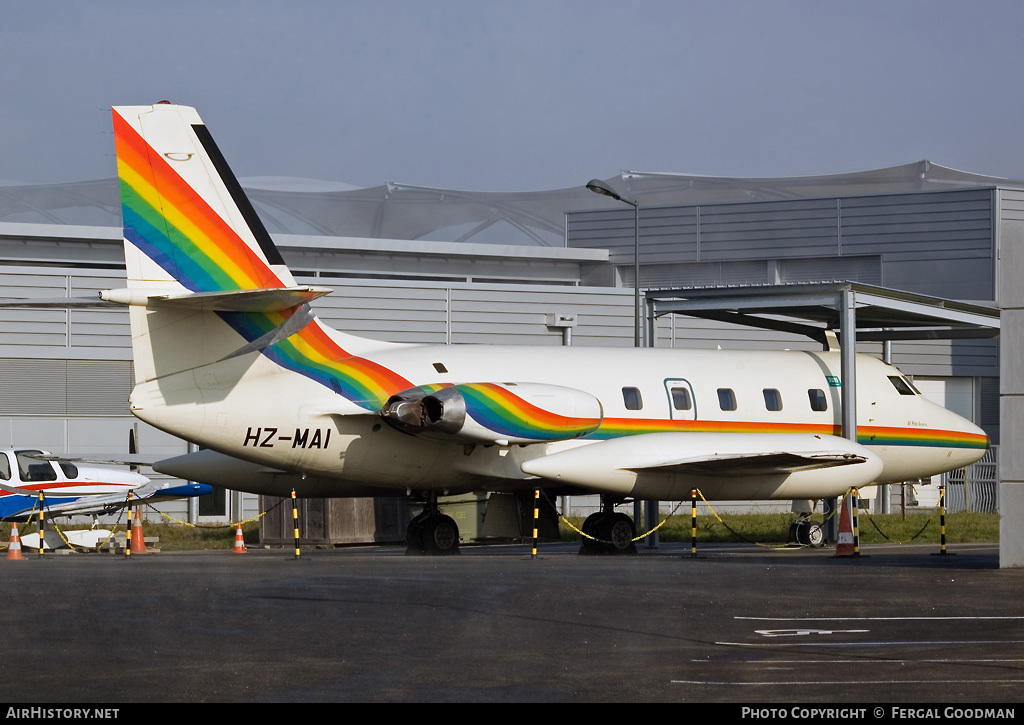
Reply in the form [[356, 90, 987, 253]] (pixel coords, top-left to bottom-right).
[[1, 541, 1022, 706]]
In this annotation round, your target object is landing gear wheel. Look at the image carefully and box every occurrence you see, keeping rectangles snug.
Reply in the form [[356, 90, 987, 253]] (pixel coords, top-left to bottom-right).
[[793, 520, 824, 547], [422, 514, 460, 555], [405, 508, 461, 555], [598, 513, 637, 555]]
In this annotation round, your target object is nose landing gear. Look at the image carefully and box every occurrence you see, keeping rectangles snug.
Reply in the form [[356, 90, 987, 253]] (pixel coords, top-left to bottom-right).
[[789, 515, 825, 547]]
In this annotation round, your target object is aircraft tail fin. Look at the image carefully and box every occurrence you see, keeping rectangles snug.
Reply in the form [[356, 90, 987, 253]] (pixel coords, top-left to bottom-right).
[[112, 103, 295, 293], [110, 103, 410, 414]]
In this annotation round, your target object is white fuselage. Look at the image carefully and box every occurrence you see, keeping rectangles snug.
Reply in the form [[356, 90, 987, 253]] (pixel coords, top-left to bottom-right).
[[136, 344, 988, 501]]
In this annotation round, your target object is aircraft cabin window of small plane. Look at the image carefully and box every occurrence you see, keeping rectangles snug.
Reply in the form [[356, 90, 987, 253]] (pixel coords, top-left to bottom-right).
[[718, 388, 737, 411], [888, 376, 917, 395], [622, 387, 643, 410], [808, 389, 828, 412], [670, 386, 692, 411], [0, 456, 9, 481], [763, 388, 783, 411], [59, 462, 79, 478]]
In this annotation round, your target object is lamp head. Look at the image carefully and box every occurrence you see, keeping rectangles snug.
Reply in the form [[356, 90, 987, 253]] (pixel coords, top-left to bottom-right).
[[586, 179, 620, 200], [586, 178, 637, 206]]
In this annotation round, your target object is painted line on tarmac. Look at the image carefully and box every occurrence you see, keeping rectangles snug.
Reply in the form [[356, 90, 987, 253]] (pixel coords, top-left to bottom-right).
[[740, 657, 1024, 664], [736, 615, 1024, 621], [716, 639, 1024, 647], [671, 678, 1024, 686]]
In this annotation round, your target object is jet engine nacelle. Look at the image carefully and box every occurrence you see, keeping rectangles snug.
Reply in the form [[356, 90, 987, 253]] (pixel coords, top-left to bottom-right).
[[381, 382, 603, 445]]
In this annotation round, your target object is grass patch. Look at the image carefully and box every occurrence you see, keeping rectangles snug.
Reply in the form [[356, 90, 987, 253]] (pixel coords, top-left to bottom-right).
[[0, 520, 260, 551], [0, 511, 1000, 551], [137, 521, 262, 550], [560, 511, 1000, 545]]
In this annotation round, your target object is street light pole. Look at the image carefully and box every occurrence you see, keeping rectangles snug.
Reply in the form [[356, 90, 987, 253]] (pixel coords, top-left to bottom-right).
[[586, 179, 641, 347], [586, 179, 654, 547]]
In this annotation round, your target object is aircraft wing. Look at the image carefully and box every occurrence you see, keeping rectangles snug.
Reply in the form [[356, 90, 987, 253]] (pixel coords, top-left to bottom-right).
[[628, 449, 868, 476], [0, 480, 212, 521], [25, 452, 166, 468], [520, 431, 883, 495]]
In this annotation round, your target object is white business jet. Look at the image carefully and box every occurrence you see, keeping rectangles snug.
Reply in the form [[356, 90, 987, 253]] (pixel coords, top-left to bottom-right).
[[96, 103, 988, 554]]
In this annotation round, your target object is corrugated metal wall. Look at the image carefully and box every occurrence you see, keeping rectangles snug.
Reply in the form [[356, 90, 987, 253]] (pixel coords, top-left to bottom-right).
[[567, 188, 995, 301], [282, 276, 640, 347]]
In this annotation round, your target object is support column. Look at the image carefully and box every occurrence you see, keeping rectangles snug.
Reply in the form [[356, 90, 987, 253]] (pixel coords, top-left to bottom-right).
[[827, 287, 858, 544], [999, 221, 1024, 567]]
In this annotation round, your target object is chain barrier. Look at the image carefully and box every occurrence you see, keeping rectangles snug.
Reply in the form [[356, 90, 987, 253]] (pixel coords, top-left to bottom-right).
[[5, 497, 128, 552], [548, 487, 692, 544], [695, 488, 810, 550], [3, 493, 288, 553], [860, 487, 939, 543], [140, 496, 283, 529], [7, 485, 954, 553], [543, 488, 829, 549], [541, 489, 689, 545], [0, 498, 42, 551]]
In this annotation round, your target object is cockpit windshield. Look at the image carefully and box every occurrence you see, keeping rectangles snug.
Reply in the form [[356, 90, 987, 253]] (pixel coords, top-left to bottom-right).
[[15, 450, 57, 482], [888, 375, 918, 396]]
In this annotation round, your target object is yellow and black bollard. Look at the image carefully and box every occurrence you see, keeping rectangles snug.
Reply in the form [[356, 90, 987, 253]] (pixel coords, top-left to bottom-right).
[[690, 489, 697, 558], [531, 488, 539, 559], [936, 483, 951, 556], [124, 490, 132, 559], [37, 491, 45, 558], [291, 489, 300, 560], [852, 488, 861, 556]]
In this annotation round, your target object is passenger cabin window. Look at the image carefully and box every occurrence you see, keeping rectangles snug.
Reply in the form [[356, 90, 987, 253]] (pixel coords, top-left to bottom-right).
[[59, 462, 79, 478], [0, 456, 9, 481], [763, 388, 782, 411], [808, 389, 828, 412], [670, 387, 692, 411], [16, 450, 56, 482], [888, 376, 917, 396], [717, 388, 737, 411], [622, 387, 643, 411]]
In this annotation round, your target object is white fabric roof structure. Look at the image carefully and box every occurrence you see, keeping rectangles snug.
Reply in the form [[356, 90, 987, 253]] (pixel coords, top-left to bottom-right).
[[0, 161, 1021, 247]]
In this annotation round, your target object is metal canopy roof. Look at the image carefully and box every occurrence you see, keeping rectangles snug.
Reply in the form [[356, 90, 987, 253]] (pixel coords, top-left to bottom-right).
[[3, 161, 1022, 247], [646, 281, 1000, 348]]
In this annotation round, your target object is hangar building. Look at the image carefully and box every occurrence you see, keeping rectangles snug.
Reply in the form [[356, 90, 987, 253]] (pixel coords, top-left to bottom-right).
[[0, 160, 1012, 547]]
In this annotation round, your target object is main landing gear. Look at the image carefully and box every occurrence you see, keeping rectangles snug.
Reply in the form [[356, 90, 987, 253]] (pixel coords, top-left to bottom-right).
[[406, 492, 461, 555], [579, 496, 638, 556]]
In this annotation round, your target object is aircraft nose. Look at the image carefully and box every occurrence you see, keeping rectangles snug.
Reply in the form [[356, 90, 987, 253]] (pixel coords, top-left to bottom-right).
[[948, 412, 990, 466]]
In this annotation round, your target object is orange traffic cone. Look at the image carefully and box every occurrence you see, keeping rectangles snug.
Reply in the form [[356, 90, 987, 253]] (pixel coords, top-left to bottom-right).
[[834, 495, 858, 557], [6, 523, 24, 561], [130, 509, 147, 554], [233, 525, 247, 554]]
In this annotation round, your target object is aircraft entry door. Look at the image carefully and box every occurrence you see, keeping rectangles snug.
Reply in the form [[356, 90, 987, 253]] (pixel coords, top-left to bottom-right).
[[664, 379, 698, 421]]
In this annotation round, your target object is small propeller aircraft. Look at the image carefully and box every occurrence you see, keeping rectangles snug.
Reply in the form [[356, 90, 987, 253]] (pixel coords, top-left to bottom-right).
[[0, 448, 211, 527]]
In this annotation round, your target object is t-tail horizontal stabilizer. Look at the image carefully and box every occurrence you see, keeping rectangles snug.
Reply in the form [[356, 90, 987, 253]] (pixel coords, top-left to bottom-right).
[[98, 286, 333, 311]]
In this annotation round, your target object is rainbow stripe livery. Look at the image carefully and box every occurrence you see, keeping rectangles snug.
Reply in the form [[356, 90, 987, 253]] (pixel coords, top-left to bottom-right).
[[588, 418, 990, 449], [114, 111, 283, 293], [458, 383, 601, 441], [113, 107, 411, 410]]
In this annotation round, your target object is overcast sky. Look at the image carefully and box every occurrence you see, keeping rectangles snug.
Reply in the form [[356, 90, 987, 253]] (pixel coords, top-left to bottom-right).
[[2, 0, 1023, 190]]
